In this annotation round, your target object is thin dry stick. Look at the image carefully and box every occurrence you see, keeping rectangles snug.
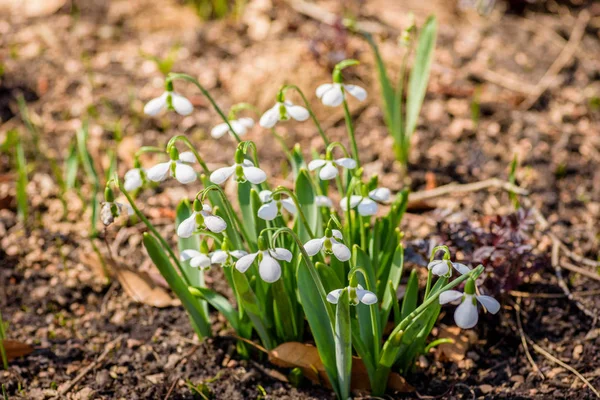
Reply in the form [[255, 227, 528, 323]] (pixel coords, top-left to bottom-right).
[[520, 10, 590, 110], [478, 68, 536, 94], [514, 298, 545, 379], [407, 178, 528, 203], [57, 335, 124, 396], [164, 375, 180, 400]]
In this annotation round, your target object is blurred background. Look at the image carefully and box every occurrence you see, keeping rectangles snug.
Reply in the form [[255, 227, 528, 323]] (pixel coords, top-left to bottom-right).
[[1, 0, 599, 398]]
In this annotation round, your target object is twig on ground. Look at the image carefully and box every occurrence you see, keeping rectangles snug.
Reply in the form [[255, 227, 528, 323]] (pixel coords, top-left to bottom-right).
[[519, 10, 590, 110], [514, 298, 545, 380], [476, 69, 536, 94], [509, 289, 600, 299], [164, 376, 180, 400], [407, 178, 528, 203], [57, 335, 124, 396]]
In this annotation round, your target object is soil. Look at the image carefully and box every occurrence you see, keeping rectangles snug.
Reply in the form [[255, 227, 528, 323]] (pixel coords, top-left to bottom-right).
[[1, 0, 600, 399]]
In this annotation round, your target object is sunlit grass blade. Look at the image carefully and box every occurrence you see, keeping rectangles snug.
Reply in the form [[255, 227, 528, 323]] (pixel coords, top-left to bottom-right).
[[400, 269, 419, 321], [76, 123, 100, 238], [295, 169, 320, 243], [238, 181, 257, 245], [379, 244, 404, 327], [14, 131, 29, 222], [334, 289, 352, 400]]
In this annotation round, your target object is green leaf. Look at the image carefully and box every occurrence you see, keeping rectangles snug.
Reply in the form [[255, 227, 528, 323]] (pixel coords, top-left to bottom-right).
[[334, 289, 352, 400], [272, 279, 299, 342], [400, 269, 419, 321], [142, 233, 211, 339], [14, 132, 28, 221], [316, 262, 343, 294], [405, 16, 437, 141], [352, 245, 379, 363], [238, 181, 257, 245], [364, 34, 396, 134], [380, 244, 404, 327], [190, 286, 239, 332], [290, 144, 306, 179], [295, 169, 320, 242]]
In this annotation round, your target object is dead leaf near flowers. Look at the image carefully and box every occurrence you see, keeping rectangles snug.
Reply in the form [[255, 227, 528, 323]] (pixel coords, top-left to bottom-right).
[[269, 342, 414, 393], [80, 251, 179, 308], [436, 325, 478, 362], [0, 0, 66, 18], [2, 339, 34, 361]]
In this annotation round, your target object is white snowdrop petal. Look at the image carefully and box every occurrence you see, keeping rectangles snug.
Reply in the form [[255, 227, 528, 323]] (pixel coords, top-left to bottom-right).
[[326, 289, 343, 304], [331, 241, 351, 262], [334, 158, 357, 169], [321, 84, 344, 107], [202, 204, 212, 212], [190, 254, 211, 269], [308, 159, 327, 171], [259, 106, 280, 128], [357, 198, 378, 216], [180, 249, 202, 261], [315, 195, 332, 207], [476, 295, 501, 314], [179, 151, 196, 163], [454, 296, 479, 329], [281, 198, 297, 215], [257, 202, 278, 221], [343, 84, 367, 101], [230, 120, 248, 136], [238, 117, 255, 128], [177, 214, 198, 238], [319, 162, 338, 180], [270, 248, 292, 262], [285, 103, 309, 121], [124, 169, 143, 191], [211, 250, 228, 264], [439, 290, 463, 305], [357, 289, 378, 305], [174, 162, 197, 184], [258, 190, 273, 203], [452, 263, 472, 275], [316, 83, 334, 98], [331, 229, 343, 240], [146, 161, 172, 182], [369, 187, 391, 202], [171, 93, 194, 116], [304, 238, 325, 256], [431, 261, 450, 276], [235, 252, 258, 273], [204, 215, 227, 233], [211, 123, 230, 139], [259, 255, 282, 283], [143, 93, 167, 116], [210, 165, 235, 184], [230, 250, 248, 259], [243, 166, 267, 184], [340, 195, 363, 211]]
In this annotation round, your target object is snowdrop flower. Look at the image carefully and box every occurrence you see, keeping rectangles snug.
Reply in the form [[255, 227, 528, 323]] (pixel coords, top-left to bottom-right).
[[259, 100, 309, 128], [340, 187, 391, 216], [439, 279, 500, 329], [211, 247, 247, 267], [316, 83, 367, 107], [315, 195, 333, 208], [123, 167, 145, 192], [177, 201, 227, 238], [327, 285, 377, 306], [308, 157, 356, 180], [427, 259, 471, 277], [257, 190, 297, 221], [210, 150, 267, 185], [100, 186, 132, 226], [235, 238, 292, 283], [143, 82, 193, 116], [146, 149, 197, 184], [180, 243, 212, 270], [211, 118, 254, 139], [304, 229, 350, 262]]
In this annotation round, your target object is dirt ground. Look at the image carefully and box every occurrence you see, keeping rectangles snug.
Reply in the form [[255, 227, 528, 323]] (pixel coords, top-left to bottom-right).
[[1, 0, 600, 398]]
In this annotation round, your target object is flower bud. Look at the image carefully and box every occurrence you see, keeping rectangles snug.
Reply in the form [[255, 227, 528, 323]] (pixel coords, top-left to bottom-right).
[[200, 239, 209, 254], [464, 278, 476, 295], [104, 186, 115, 203], [234, 148, 244, 164], [169, 146, 179, 161]]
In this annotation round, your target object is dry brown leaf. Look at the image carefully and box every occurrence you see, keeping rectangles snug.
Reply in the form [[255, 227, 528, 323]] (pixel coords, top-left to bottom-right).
[[2, 339, 34, 361], [437, 325, 478, 362], [269, 342, 413, 393], [114, 268, 180, 308]]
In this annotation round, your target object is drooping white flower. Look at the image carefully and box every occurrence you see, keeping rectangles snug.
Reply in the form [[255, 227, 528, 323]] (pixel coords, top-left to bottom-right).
[[304, 229, 350, 261], [146, 151, 197, 184], [144, 91, 193, 116], [326, 284, 377, 306], [257, 190, 297, 221], [123, 168, 145, 192], [316, 83, 367, 107], [340, 187, 391, 216], [259, 101, 309, 128], [427, 259, 471, 277], [235, 247, 292, 283], [177, 202, 227, 238], [210, 159, 267, 185], [439, 279, 500, 329], [100, 201, 133, 226], [211, 249, 248, 267], [180, 249, 211, 270], [315, 195, 333, 208], [308, 158, 357, 180], [211, 118, 255, 139]]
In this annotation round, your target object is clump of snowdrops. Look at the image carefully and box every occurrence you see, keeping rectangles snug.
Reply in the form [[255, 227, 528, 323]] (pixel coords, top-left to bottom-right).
[[104, 61, 499, 398]]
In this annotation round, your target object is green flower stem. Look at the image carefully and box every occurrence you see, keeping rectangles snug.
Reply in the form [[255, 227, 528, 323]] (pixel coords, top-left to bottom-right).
[[200, 185, 252, 247], [167, 135, 209, 174], [342, 97, 360, 167], [167, 72, 242, 143], [282, 84, 329, 147], [349, 266, 381, 363], [118, 180, 192, 286], [424, 270, 433, 299], [271, 187, 315, 239]]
